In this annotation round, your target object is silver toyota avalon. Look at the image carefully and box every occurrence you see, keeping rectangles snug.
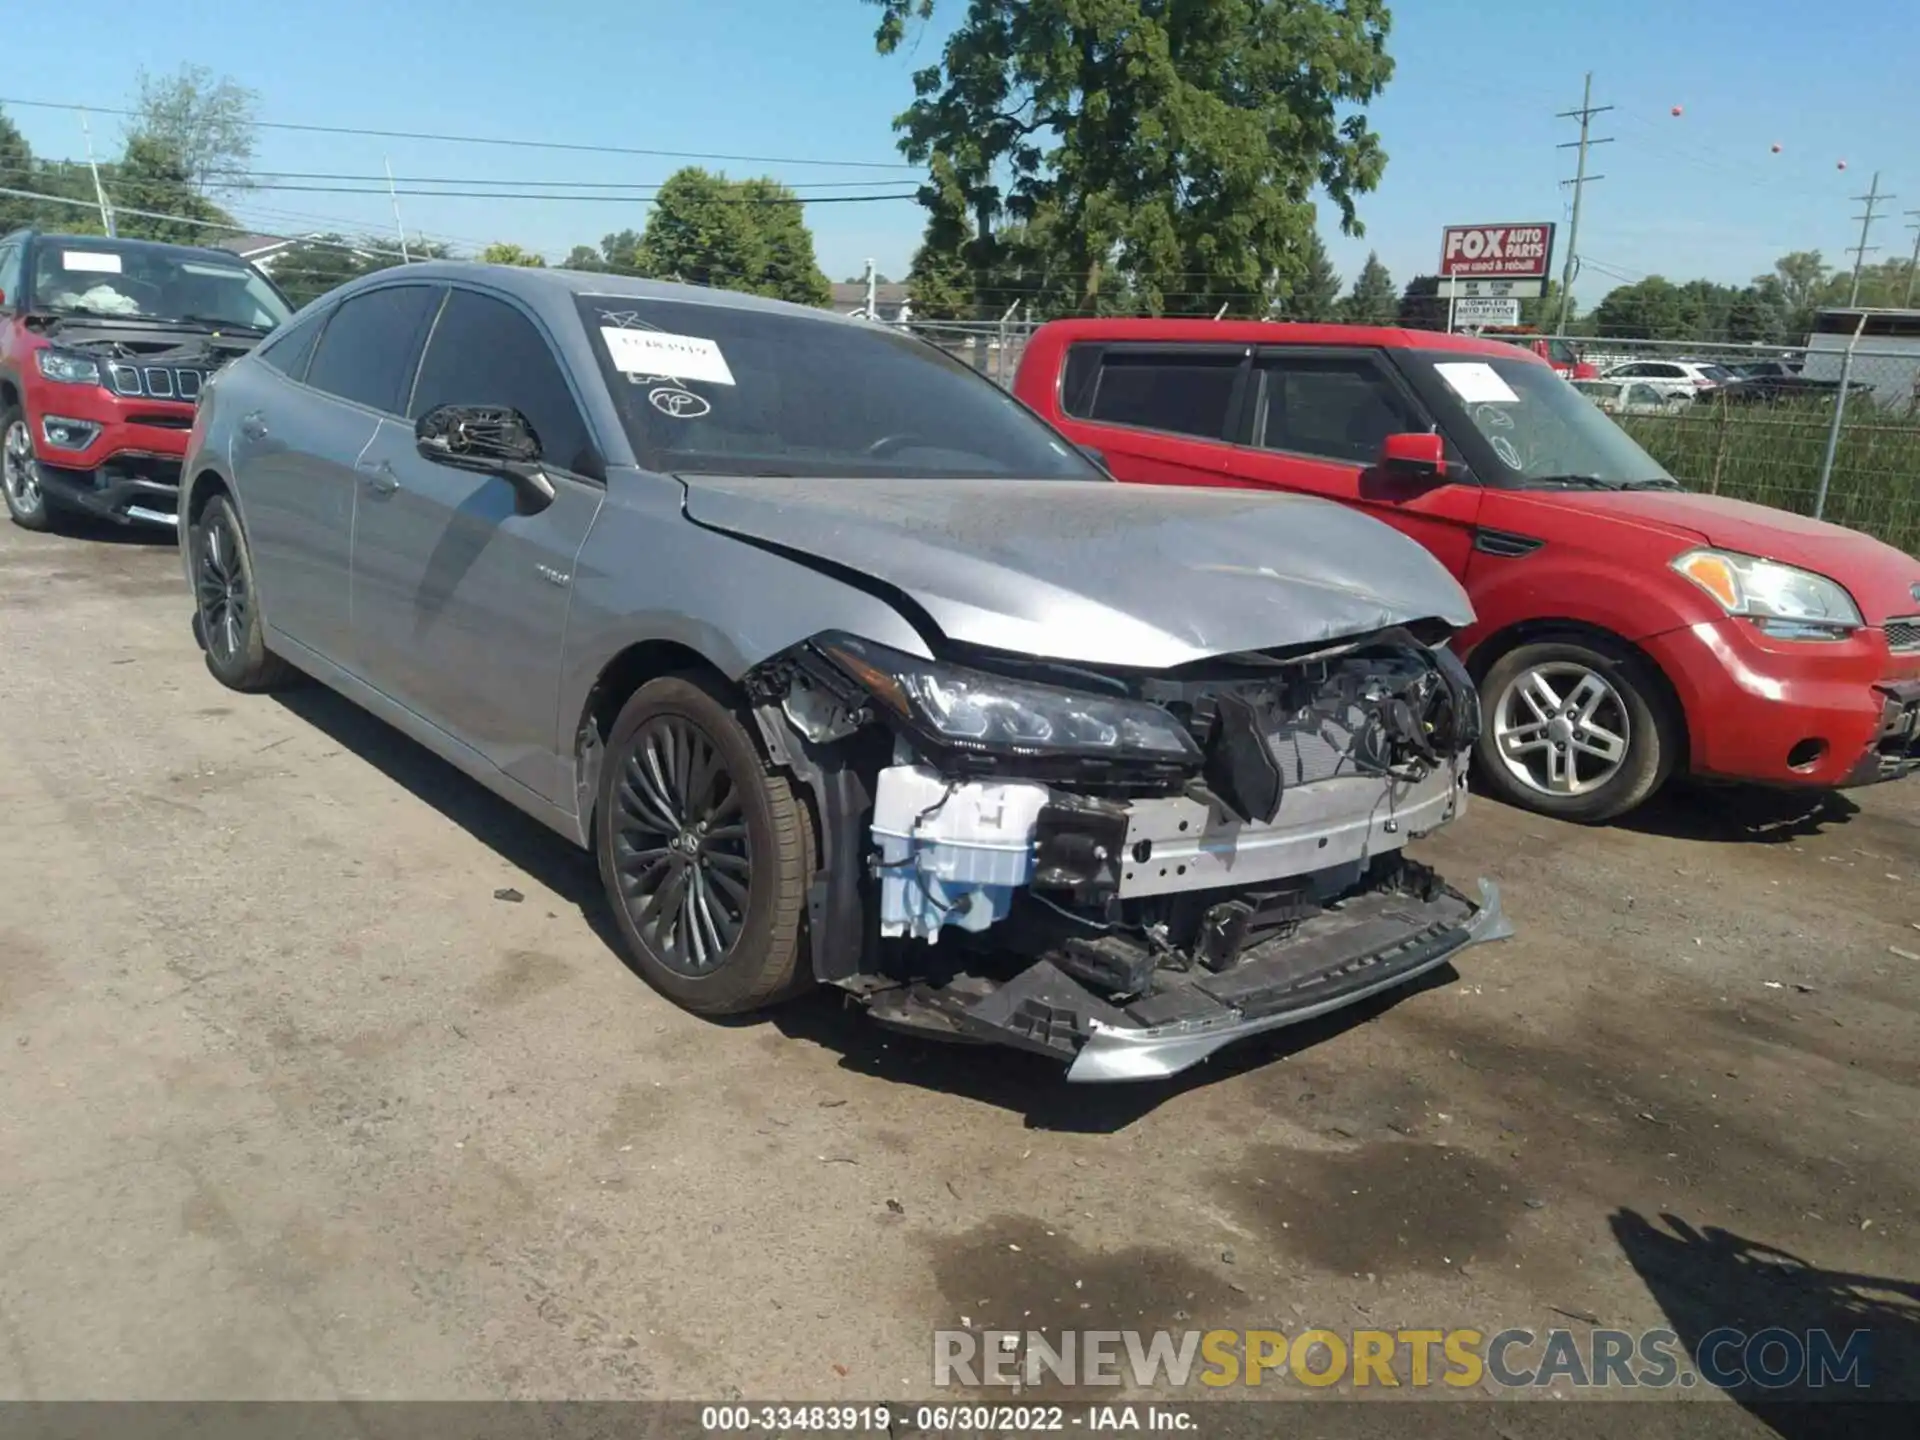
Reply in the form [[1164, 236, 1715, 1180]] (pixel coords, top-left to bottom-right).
[[178, 263, 1509, 1082]]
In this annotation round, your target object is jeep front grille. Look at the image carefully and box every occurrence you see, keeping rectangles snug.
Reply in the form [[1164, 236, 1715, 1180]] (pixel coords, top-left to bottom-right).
[[106, 365, 206, 403]]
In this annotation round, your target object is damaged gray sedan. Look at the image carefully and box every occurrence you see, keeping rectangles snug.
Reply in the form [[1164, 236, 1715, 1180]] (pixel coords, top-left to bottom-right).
[[179, 265, 1509, 1081]]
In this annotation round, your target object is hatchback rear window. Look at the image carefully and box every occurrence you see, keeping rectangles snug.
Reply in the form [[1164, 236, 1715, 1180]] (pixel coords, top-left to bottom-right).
[[1059, 347, 1242, 440]]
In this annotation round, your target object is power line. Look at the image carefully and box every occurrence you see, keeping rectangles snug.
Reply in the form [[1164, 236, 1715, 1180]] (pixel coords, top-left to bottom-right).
[[1555, 72, 1614, 333], [0, 93, 924, 172], [104, 178, 921, 205]]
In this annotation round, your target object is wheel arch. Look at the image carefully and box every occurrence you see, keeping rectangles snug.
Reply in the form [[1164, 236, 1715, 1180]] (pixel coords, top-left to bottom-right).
[[183, 468, 232, 525], [570, 638, 734, 833], [1462, 617, 1691, 771]]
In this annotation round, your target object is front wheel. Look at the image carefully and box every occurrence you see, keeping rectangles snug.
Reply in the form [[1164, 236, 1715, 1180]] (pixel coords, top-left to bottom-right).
[[595, 675, 814, 1015], [1473, 639, 1678, 823], [2, 407, 56, 532]]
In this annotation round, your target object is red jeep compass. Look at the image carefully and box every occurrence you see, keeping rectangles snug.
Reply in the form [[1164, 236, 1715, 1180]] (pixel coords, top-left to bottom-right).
[[1013, 318, 1920, 822], [0, 230, 292, 533]]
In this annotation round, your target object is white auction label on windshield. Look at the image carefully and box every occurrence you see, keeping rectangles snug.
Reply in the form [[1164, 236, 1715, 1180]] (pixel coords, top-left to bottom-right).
[[63, 251, 124, 274], [600, 327, 736, 386], [1434, 361, 1519, 404]]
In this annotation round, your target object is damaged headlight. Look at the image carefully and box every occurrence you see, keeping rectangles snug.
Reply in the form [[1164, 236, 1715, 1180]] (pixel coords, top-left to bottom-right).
[[35, 349, 103, 386], [819, 635, 1200, 762]]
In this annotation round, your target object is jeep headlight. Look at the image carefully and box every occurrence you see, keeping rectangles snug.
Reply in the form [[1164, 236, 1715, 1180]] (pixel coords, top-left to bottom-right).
[[35, 349, 103, 386], [1672, 548, 1862, 638], [819, 634, 1200, 762]]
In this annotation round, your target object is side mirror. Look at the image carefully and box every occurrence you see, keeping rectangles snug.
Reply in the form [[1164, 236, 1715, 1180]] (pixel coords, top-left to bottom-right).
[[1377, 431, 1447, 481], [415, 403, 555, 513]]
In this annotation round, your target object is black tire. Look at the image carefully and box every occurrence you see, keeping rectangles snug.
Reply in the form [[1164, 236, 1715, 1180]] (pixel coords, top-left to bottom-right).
[[596, 675, 814, 1015], [2, 403, 58, 532], [1473, 637, 1678, 823], [189, 493, 295, 691]]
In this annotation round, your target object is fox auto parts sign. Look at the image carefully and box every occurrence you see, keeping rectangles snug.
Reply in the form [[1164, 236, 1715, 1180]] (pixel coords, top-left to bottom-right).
[[1441, 223, 1555, 280]]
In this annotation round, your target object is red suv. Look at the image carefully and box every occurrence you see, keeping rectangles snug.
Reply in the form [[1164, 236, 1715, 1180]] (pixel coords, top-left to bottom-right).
[[1013, 319, 1920, 821], [0, 230, 292, 533]]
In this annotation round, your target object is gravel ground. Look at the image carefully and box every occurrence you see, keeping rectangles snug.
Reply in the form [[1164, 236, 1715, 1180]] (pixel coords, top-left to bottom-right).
[[0, 516, 1914, 1431]]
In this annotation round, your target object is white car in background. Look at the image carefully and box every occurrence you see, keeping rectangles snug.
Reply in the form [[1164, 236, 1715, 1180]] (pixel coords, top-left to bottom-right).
[[1600, 358, 1737, 400], [1571, 378, 1695, 416]]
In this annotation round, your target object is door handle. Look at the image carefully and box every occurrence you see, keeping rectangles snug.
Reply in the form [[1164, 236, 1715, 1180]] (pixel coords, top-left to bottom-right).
[[239, 411, 268, 441], [355, 457, 400, 495]]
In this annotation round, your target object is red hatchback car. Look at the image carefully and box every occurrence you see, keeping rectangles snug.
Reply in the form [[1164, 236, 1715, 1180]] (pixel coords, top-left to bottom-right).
[[1013, 319, 1920, 822]]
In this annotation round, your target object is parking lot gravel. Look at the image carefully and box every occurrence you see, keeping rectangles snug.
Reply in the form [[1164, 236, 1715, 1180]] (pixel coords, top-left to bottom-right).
[[0, 518, 1914, 1426]]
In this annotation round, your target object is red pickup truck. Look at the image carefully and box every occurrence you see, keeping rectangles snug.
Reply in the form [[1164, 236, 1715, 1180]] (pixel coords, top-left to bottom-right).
[[1012, 318, 1920, 822], [0, 229, 291, 533]]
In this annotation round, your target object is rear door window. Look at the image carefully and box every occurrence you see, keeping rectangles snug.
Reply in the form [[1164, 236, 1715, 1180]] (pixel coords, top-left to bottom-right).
[[303, 284, 441, 414], [1063, 348, 1244, 440], [255, 310, 324, 381], [1255, 353, 1424, 465]]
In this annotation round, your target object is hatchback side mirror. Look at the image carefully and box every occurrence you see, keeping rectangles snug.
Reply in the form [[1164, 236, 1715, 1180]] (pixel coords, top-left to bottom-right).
[[415, 403, 555, 513], [1377, 431, 1447, 481]]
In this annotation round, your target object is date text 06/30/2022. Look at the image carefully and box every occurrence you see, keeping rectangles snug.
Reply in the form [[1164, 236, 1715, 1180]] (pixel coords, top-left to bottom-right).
[[699, 1404, 1196, 1433]]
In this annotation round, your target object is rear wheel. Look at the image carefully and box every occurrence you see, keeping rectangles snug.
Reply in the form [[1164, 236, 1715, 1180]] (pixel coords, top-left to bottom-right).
[[596, 675, 814, 1015], [190, 494, 295, 691], [2, 407, 56, 532], [1474, 638, 1677, 823]]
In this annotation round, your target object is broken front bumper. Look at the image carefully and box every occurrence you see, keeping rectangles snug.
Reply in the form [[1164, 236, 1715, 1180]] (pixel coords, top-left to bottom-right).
[[1066, 878, 1510, 1081]]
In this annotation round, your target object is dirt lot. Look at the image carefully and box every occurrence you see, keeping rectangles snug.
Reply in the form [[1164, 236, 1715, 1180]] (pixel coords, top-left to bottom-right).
[[0, 517, 1915, 1428]]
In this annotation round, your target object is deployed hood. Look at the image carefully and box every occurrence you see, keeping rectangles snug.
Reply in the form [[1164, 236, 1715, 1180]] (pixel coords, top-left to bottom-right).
[[39, 315, 263, 364], [678, 476, 1474, 669], [1527, 488, 1920, 625]]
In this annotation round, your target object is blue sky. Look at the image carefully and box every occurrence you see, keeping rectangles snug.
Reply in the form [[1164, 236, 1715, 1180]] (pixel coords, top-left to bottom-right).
[[5, 0, 1916, 307]]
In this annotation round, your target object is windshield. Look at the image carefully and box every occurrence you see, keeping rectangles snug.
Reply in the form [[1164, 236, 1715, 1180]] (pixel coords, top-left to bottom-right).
[[574, 295, 1099, 480], [1404, 350, 1677, 489], [30, 240, 292, 331]]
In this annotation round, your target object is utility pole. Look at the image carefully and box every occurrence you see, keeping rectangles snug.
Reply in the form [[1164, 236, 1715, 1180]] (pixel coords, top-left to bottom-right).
[[1846, 172, 1891, 307], [78, 108, 115, 237], [1900, 210, 1920, 310], [383, 158, 412, 263], [863, 257, 878, 320], [1554, 73, 1613, 336]]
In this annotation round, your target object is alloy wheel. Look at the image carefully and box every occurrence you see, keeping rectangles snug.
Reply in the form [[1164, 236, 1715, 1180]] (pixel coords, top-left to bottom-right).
[[611, 716, 752, 975], [1492, 661, 1632, 797], [2, 420, 42, 515], [194, 508, 250, 668]]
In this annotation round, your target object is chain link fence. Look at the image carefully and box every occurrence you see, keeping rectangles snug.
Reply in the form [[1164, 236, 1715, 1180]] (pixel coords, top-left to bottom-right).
[[1550, 335, 1920, 554], [900, 317, 1920, 555]]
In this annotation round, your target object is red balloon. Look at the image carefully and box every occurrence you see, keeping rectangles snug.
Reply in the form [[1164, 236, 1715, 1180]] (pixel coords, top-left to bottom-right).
[[1770, 143, 1782, 153], [1670, 105, 1684, 116], [1838, 159, 1849, 170]]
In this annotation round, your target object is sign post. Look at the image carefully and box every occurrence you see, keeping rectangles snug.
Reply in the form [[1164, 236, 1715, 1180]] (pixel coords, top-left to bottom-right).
[[1437, 223, 1556, 328]]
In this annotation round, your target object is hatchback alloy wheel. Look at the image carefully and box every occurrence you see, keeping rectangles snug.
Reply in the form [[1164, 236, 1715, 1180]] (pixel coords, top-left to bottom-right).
[[611, 714, 754, 975], [1492, 660, 1633, 798]]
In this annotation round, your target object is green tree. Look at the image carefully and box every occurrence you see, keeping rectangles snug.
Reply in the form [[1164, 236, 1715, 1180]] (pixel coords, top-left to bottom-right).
[[0, 106, 38, 233], [561, 245, 608, 272], [1766, 250, 1828, 336], [110, 134, 234, 245], [600, 229, 643, 270], [1338, 250, 1395, 324], [128, 64, 258, 195], [867, 0, 1395, 317], [1396, 274, 1445, 331], [1518, 280, 1572, 331], [480, 242, 547, 267], [1278, 231, 1341, 320], [631, 167, 831, 305]]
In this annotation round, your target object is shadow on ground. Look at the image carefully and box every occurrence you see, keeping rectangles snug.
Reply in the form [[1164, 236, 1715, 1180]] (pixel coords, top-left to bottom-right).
[[49, 512, 179, 547], [1612, 1209, 1919, 1439], [270, 678, 1460, 1130], [1613, 783, 1859, 845]]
